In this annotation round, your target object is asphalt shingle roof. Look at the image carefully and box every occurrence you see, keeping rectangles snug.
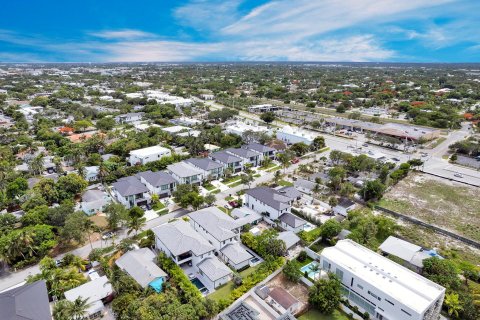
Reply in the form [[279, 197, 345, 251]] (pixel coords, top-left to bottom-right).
[[243, 142, 276, 154], [186, 157, 223, 171], [220, 243, 253, 265], [189, 207, 239, 242], [0, 280, 51, 320], [210, 151, 242, 164], [225, 148, 261, 159], [112, 176, 149, 197], [197, 256, 232, 281], [167, 162, 203, 178], [279, 212, 307, 228], [136, 170, 176, 187], [244, 187, 292, 211], [115, 248, 167, 288]]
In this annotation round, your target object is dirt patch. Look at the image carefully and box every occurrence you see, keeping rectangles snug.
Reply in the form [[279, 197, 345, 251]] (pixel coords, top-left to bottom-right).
[[380, 173, 480, 242], [266, 272, 310, 314]]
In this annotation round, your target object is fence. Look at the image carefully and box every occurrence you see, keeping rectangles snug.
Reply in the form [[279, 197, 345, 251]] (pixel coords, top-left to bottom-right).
[[375, 206, 480, 249]]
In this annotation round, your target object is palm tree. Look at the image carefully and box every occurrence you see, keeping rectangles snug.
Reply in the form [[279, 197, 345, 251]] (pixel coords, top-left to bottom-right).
[[127, 216, 146, 236], [97, 161, 109, 184], [445, 293, 463, 318], [16, 229, 36, 259], [53, 297, 92, 320], [28, 155, 44, 176]]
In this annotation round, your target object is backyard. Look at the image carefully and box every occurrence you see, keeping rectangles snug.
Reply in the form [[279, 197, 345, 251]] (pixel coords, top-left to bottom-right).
[[208, 264, 262, 301], [299, 309, 351, 320], [379, 173, 480, 242]]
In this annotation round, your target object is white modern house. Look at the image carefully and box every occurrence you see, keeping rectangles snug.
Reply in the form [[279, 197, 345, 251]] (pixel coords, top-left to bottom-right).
[[185, 158, 224, 181], [276, 125, 317, 145], [115, 112, 144, 124], [152, 220, 232, 290], [85, 166, 99, 182], [223, 120, 270, 137], [167, 162, 203, 185], [320, 240, 445, 320], [129, 146, 172, 166], [111, 176, 150, 208], [188, 207, 253, 270], [243, 143, 277, 162], [135, 170, 177, 198]]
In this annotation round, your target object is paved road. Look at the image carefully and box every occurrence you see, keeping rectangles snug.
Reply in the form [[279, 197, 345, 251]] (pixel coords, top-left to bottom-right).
[[200, 98, 480, 186], [0, 208, 189, 292]]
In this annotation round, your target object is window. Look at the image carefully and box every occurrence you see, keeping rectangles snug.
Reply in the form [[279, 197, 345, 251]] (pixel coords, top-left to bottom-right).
[[322, 260, 330, 270], [335, 269, 344, 281], [357, 284, 363, 290], [368, 291, 378, 299]]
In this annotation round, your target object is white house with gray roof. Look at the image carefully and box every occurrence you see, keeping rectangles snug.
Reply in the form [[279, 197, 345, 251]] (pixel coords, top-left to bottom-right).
[[152, 219, 232, 289], [188, 207, 254, 270], [167, 162, 203, 185], [225, 148, 262, 167], [112, 176, 150, 208], [129, 145, 171, 166], [185, 157, 224, 180], [81, 189, 111, 215], [209, 151, 244, 173], [244, 187, 293, 220], [135, 170, 177, 198], [243, 142, 276, 162]]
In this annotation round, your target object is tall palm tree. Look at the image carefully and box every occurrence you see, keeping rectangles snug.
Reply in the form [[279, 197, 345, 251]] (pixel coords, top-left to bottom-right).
[[97, 161, 109, 184], [16, 229, 36, 259], [28, 155, 44, 176], [53, 297, 92, 320]]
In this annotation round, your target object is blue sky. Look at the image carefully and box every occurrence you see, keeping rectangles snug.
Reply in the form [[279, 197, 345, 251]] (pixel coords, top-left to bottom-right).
[[0, 0, 479, 62]]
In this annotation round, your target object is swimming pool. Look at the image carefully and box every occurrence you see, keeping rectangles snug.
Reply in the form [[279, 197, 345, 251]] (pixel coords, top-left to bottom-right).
[[191, 277, 206, 290], [300, 261, 320, 279]]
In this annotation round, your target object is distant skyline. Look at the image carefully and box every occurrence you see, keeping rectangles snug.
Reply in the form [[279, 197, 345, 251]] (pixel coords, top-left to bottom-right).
[[1, 0, 479, 63]]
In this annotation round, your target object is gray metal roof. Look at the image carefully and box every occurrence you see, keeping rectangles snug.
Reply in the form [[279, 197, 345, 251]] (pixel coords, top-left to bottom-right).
[[293, 178, 316, 191], [379, 236, 422, 263], [226, 148, 261, 159], [189, 207, 239, 242], [167, 162, 203, 178], [136, 170, 176, 187], [244, 187, 292, 211], [197, 256, 232, 281], [115, 248, 167, 288], [112, 176, 149, 197], [243, 142, 276, 154], [185, 157, 223, 171], [277, 186, 303, 199], [231, 207, 262, 226], [210, 151, 242, 164], [0, 280, 51, 320], [152, 220, 214, 256], [64, 276, 113, 303], [82, 189, 104, 202], [277, 231, 301, 249], [279, 212, 307, 228], [220, 243, 253, 265]]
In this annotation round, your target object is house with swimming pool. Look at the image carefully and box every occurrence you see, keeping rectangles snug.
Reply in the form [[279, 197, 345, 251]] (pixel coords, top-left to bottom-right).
[[115, 248, 167, 292], [152, 219, 232, 291]]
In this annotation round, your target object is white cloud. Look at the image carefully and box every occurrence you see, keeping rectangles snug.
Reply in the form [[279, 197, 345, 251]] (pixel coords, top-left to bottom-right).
[[174, 0, 242, 32], [89, 30, 156, 40]]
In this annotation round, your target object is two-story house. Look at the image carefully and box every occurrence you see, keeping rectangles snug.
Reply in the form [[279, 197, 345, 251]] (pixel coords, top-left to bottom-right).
[[135, 170, 177, 198], [129, 146, 172, 166], [167, 162, 203, 186], [111, 176, 150, 208], [209, 151, 243, 173], [243, 143, 276, 163], [185, 158, 224, 181], [115, 112, 144, 124], [188, 207, 253, 270], [225, 148, 262, 167], [152, 220, 232, 290]]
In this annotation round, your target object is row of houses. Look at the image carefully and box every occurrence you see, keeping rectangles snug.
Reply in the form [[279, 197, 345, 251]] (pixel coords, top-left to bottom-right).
[[111, 143, 277, 209]]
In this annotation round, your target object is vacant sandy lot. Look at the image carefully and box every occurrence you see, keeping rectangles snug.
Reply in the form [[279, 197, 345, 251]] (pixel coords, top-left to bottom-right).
[[379, 173, 480, 242]]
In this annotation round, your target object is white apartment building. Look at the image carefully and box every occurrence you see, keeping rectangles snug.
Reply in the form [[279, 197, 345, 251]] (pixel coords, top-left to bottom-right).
[[276, 125, 317, 145], [320, 240, 445, 320], [129, 146, 171, 166]]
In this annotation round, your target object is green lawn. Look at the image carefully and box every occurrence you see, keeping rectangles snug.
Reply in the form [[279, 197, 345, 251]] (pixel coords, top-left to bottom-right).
[[239, 264, 261, 278], [228, 180, 244, 188], [225, 196, 234, 201], [222, 176, 242, 184], [278, 180, 293, 187], [253, 173, 261, 178], [217, 206, 231, 215], [299, 309, 351, 320], [298, 256, 313, 268], [266, 165, 281, 172], [203, 183, 216, 191], [260, 162, 278, 170], [210, 189, 220, 194], [209, 265, 262, 302]]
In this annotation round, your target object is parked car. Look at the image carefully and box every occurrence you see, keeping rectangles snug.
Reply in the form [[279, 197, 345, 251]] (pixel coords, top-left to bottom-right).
[[454, 173, 463, 178], [102, 231, 115, 240], [228, 201, 239, 208], [362, 143, 369, 147], [291, 157, 300, 164], [391, 157, 400, 162]]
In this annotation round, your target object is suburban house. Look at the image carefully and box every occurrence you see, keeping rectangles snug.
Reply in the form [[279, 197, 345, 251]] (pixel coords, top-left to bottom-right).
[[85, 165, 99, 182], [129, 146, 172, 166], [293, 178, 317, 195], [244, 187, 292, 220], [209, 151, 243, 173], [115, 112, 144, 124], [81, 188, 111, 215], [265, 287, 301, 316], [167, 162, 203, 185], [333, 197, 357, 216], [64, 276, 114, 320], [152, 220, 232, 289], [135, 170, 177, 198], [379, 236, 442, 273], [115, 248, 168, 292], [230, 207, 263, 226], [225, 148, 262, 167], [320, 240, 445, 320], [277, 231, 301, 251], [185, 157, 224, 180], [188, 207, 253, 270], [243, 142, 276, 162], [0, 280, 52, 320], [278, 212, 308, 234], [112, 176, 150, 208]]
